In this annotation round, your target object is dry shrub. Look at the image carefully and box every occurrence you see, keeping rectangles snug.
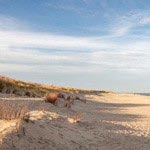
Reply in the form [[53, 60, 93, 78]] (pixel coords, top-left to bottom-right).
[[75, 96, 80, 100], [63, 95, 75, 108], [0, 101, 30, 121], [25, 91, 30, 97], [44, 93, 58, 105], [75, 96, 86, 103], [64, 99, 74, 108], [66, 96, 71, 100], [68, 113, 82, 123], [57, 92, 65, 99]]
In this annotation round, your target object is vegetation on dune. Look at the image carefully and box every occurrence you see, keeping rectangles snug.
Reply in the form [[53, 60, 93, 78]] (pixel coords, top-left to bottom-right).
[[0, 75, 110, 97], [44, 93, 58, 105], [0, 101, 29, 121]]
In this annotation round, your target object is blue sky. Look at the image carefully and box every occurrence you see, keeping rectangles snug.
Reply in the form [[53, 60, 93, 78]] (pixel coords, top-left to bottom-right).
[[0, 0, 150, 92]]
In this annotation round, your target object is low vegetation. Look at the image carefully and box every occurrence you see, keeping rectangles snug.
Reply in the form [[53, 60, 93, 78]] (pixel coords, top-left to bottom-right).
[[0, 75, 110, 98], [68, 113, 82, 123], [0, 101, 30, 121], [44, 93, 58, 105]]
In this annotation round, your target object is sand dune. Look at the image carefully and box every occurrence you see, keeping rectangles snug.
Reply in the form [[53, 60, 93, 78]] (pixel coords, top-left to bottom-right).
[[0, 93, 150, 150]]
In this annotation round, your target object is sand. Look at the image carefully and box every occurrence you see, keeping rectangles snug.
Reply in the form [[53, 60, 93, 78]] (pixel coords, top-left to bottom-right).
[[0, 93, 150, 150]]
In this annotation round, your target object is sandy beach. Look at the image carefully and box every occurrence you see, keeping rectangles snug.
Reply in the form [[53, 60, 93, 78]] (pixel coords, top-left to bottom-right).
[[0, 93, 150, 150]]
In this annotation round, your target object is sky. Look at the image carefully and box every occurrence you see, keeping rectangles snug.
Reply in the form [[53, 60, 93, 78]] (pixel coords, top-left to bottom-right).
[[0, 0, 150, 93]]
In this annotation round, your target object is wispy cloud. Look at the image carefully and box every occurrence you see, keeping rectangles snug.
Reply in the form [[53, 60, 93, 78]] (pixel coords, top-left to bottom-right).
[[0, 15, 27, 31], [112, 11, 150, 36], [0, 14, 149, 76], [0, 29, 116, 50]]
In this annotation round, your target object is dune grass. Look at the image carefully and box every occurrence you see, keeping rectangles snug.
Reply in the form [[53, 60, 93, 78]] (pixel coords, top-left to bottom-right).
[[0, 75, 110, 98], [0, 101, 30, 121]]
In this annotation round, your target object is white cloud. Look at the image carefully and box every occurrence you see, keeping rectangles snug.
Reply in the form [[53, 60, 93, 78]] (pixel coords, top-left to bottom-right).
[[0, 15, 149, 75], [113, 25, 132, 37], [0, 30, 116, 50]]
